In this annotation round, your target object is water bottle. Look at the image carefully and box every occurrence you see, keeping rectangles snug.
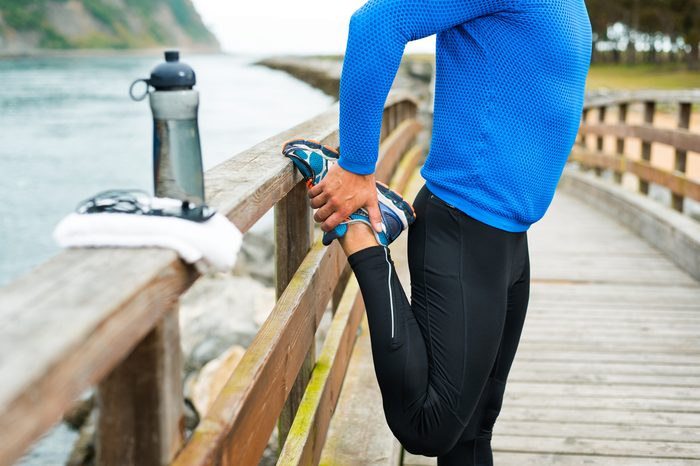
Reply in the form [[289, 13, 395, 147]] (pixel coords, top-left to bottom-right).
[[130, 50, 204, 203]]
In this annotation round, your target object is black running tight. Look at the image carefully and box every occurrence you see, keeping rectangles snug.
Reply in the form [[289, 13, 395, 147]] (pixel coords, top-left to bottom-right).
[[347, 184, 530, 465]]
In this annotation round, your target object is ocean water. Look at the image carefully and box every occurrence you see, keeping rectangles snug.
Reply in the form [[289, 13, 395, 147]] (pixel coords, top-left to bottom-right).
[[0, 54, 334, 288], [0, 53, 334, 464]]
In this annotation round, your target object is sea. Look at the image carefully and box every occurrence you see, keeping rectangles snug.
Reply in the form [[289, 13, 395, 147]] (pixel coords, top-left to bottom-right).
[[0, 53, 334, 464], [0, 53, 334, 287]]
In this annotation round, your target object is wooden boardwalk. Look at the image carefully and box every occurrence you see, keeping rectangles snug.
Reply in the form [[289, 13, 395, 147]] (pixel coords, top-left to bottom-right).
[[402, 189, 700, 465]]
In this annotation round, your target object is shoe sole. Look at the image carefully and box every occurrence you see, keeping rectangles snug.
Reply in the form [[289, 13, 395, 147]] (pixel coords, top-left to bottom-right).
[[281, 138, 339, 186]]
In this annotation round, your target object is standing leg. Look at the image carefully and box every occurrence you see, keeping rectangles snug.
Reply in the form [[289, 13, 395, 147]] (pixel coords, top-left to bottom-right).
[[438, 236, 530, 466]]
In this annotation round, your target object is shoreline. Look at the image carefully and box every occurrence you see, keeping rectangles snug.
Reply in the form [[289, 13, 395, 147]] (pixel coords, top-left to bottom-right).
[[0, 45, 224, 61]]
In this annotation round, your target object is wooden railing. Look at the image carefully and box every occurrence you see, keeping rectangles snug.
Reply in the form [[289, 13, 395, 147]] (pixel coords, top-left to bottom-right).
[[0, 90, 424, 466], [572, 90, 700, 213]]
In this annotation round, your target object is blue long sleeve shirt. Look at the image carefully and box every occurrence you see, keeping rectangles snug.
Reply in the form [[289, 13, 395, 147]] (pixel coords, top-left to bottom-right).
[[338, 0, 592, 232]]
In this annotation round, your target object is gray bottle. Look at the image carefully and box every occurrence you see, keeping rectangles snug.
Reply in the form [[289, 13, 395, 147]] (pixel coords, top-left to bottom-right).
[[131, 50, 204, 203]]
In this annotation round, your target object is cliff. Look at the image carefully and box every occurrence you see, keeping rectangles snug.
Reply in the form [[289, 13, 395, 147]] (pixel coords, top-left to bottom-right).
[[0, 0, 219, 54]]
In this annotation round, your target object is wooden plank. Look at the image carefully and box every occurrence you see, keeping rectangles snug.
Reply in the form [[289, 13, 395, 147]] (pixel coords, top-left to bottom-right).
[[494, 420, 700, 443], [405, 451, 700, 466], [579, 122, 700, 155], [498, 406, 700, 428], [503, 394, 700, 414], [276, 180, 315, 449], [172, 241, 346, 466], [507, 360, 700, 377], [583, 89, 700, 109], [491, 435, 700, 459], [276, 279, 364, 466], [0, 249, 196, 466], [319, 314, 401, 466], [97, 311, 184, 466], [569, 148, 700, 202]]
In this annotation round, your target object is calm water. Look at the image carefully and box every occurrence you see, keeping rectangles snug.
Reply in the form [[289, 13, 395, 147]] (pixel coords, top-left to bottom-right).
[[0, 54, 334, 287], [0, 53, 334, 464]]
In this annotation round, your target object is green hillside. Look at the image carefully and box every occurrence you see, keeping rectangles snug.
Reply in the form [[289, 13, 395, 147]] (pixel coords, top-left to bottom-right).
[[0, 0, 218, 51]]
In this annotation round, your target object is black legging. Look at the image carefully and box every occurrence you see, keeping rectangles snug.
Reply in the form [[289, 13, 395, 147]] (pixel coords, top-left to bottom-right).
[[347, 184, 530, 465]]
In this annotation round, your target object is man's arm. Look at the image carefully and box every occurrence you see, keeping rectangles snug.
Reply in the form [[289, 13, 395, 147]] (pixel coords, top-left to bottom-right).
[[311, 0, 512, 232], [338, 0, 512, 174]]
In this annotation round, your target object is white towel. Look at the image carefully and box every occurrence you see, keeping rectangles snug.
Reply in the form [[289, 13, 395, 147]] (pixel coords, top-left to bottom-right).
[[53, 209, 243, 274]]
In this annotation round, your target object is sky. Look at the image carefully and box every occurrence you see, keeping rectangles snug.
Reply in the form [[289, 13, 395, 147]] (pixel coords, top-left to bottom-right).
[[192, 0, 435, 56]]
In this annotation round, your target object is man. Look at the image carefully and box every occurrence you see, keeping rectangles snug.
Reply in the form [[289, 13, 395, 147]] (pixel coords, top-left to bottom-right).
[[283, 0, 591, 464]]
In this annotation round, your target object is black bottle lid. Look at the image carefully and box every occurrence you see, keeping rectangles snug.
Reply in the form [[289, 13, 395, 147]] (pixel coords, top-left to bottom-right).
[[148, 50, 196, 90]]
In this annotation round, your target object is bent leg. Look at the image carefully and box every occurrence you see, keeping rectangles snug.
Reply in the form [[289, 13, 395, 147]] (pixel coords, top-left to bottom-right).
[[347, 185, 518, 456]]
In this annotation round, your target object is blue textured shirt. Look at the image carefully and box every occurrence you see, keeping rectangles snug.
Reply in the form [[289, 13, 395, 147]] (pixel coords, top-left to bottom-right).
[[338, 0, 592, 232]]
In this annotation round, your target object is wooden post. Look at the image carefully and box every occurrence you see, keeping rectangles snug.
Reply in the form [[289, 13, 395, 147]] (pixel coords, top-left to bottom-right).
[[580, 108, 589, 148], [639, 101, 656, 195], [275, 180, 315, 450], [672, 102, 692, 212], [595, 106, 607, 176], [614, 103, 628, 184], [97, 309, 184, 466]]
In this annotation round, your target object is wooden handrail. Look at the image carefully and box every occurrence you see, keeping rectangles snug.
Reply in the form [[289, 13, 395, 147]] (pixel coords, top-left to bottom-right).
[[0, 89, 420, 466], [572, 90, 699, 214], [583, 90, 700, 110], [579, 123, 700, 154]]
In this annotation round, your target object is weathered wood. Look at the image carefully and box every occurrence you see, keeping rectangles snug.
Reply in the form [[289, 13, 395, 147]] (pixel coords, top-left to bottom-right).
[[494, 420, 700, 443], [275, 180, 316, 450], [97, 310, 184, 466], [578, 122, 700, 155], [172, 241, 346, 466], [614, 102, 628, 183], [569, 147, 700, 203], [276, 278, 364, 466], [319, 313, 401, 466], [672, 102, 692, 211], [0, 249, 196, 466], [560, 168, 700, 281], [583, 89, 700, 109], [640, 100, 655, 194], [594, 106, 606, 175], [404, 452, 699, 466]]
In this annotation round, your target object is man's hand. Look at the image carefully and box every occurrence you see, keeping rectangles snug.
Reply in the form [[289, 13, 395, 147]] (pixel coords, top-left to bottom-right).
[[308, 163, 383, 233]]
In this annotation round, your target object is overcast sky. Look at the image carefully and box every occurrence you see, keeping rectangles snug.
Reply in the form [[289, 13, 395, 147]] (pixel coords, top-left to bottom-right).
[[192, 0, 435, 55]]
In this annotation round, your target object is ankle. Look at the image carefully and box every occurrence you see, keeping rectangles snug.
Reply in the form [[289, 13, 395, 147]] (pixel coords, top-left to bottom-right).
[[339, 222, 381, 256]]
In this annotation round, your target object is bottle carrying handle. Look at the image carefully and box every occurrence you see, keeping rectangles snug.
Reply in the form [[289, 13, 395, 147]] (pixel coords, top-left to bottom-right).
[[129, 78, 151, 101]]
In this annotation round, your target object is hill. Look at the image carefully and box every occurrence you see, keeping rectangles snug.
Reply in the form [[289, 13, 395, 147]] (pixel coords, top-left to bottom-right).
[[0, 0, 218, 53]]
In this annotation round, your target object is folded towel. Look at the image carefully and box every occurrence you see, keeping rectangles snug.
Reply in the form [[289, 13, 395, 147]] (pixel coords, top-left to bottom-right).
[[53, 202, 243, 274]]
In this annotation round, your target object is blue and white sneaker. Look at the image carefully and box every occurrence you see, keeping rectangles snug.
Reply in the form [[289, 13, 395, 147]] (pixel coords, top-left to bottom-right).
[[281, 138, 416, 247], [320, 182, 415, 247], [282, 138, 339, 187]]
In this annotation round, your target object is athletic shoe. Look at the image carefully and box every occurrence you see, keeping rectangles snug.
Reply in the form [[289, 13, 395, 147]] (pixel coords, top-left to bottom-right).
[[282, 138, 339, 187], [281, 138, 416, 247], [322, 182, 416, 247]]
